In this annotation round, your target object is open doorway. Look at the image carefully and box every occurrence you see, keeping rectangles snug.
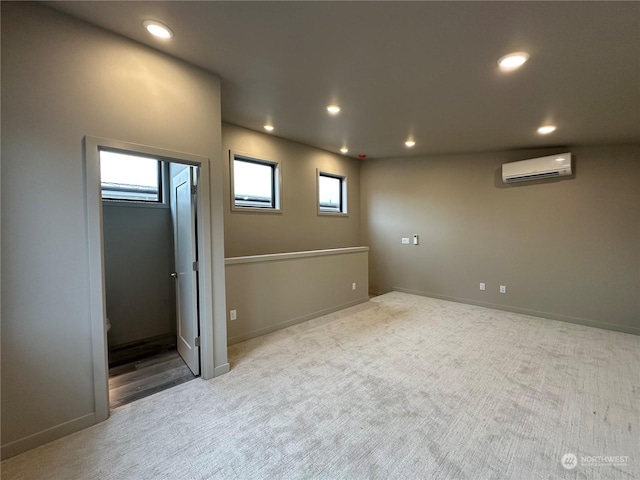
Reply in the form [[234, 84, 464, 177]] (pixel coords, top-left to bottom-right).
[[84, 136, 219, 421], [100, 151, 200, 408]]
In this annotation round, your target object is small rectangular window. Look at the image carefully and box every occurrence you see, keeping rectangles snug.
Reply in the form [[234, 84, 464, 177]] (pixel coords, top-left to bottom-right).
[[231, 153, 280, 211], [318, 171, 347, 215], [100, 150, 162, 202]]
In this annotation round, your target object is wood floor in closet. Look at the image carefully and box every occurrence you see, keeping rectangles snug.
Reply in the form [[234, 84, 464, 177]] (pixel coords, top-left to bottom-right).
[[108, 350, 196, 409]]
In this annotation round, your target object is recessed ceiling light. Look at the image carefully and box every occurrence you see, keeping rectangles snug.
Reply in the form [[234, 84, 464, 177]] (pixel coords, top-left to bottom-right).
[[340, 147, 349, 154], [143, 20, 173, 39], [263, 124, 274, 132], [327, 105, 341, 115], [537, 125, 557, 135], [497, 52, 529, 71], [405, 140, 416, 148]]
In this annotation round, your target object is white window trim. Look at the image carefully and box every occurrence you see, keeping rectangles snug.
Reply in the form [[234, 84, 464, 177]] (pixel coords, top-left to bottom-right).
[[317, 169, 348, 216], [229, 150, 282, 214]]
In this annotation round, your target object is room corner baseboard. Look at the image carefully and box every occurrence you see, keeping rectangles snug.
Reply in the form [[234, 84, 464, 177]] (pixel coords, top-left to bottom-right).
[[227, 296, 370, 346], [391, 287, 640, 336], [214, 363, 230, 377], [1, 413, 96, 460]]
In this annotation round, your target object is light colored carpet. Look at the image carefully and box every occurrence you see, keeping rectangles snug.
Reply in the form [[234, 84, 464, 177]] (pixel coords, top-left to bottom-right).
[[2, 292, 639, 479]]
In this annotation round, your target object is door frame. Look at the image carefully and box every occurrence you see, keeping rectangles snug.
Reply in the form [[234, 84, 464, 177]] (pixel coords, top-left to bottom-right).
[[84, 136, 217, 422]]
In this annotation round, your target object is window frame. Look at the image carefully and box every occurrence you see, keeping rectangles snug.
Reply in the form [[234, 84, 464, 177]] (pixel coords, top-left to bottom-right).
[[230, 151, 282, 214], [99, 147, 169, 209], [317, 169, 348, 216]]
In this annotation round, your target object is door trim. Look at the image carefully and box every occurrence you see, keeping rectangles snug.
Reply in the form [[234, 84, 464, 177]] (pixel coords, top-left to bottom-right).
[[84, 136, 218, 422]]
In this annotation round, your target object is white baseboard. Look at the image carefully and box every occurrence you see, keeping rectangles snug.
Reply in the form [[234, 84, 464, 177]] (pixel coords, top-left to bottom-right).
[[227, 296, 369, 345], [1, 413, 96, 460]]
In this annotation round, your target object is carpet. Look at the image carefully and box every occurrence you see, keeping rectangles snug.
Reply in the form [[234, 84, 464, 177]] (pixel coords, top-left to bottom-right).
[[2, 292, 638, 479]]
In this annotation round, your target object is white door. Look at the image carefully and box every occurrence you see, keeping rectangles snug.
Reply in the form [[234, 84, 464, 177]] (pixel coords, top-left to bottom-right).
[[170, 166, 200, 375]]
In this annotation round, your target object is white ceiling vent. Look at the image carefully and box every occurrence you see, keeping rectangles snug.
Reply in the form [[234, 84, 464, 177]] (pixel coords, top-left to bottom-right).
[[502, 153, 572, 183]]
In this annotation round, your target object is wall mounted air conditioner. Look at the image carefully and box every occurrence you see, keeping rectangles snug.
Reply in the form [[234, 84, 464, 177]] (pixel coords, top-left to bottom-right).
[[502, 153, 572, 183]]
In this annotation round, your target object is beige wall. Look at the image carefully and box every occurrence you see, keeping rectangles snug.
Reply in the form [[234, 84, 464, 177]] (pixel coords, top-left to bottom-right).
[[1, 2, 227, 457], [361, 145, 640, 333], [226, 248, 369, 344], [222, 123, 361, 257]]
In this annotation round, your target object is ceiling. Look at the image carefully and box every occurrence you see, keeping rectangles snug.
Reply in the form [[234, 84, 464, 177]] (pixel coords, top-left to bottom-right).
[[45, 1, 639, 159]]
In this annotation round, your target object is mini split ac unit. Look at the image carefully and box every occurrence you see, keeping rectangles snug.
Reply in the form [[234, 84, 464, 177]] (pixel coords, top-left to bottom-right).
[[502, 153, 572, 183]]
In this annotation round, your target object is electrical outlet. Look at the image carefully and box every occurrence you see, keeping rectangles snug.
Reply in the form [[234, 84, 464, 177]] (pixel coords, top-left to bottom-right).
[[479, 282, 486, 291], [413, 234, 419, 245], [499, 285, 506, 294], [401, 237, 410, 245], [352, 282, 357, 290], [230, 309, 237, 321]]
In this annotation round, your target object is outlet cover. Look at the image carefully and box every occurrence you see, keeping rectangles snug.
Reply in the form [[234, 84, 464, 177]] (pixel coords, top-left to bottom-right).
[[480, 282, 486, 291], [499, 285, 506, 294], [230, 309, 237, 320], [352, 282, 357, 290]]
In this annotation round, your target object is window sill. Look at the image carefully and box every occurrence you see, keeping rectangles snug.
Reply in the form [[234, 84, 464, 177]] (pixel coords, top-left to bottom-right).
[[231, 206, 282, 215], [318, 210, 348, 217], [102, 200, 168, 209]]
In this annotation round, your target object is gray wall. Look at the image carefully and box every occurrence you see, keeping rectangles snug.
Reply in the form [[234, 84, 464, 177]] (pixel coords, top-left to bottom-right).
[[226, 248, 369, 345], [222, 123, 361, 257], [361, 145, 640, 333], [103, 204, 176, 347], [1, 2, 227, 457]]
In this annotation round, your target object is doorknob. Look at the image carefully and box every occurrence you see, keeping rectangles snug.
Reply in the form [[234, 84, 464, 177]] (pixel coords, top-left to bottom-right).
[[170, 272, 178, 278]]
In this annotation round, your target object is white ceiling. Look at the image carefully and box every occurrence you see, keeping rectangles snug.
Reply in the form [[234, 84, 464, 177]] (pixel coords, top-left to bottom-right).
[[45, 1, 639, 159]]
